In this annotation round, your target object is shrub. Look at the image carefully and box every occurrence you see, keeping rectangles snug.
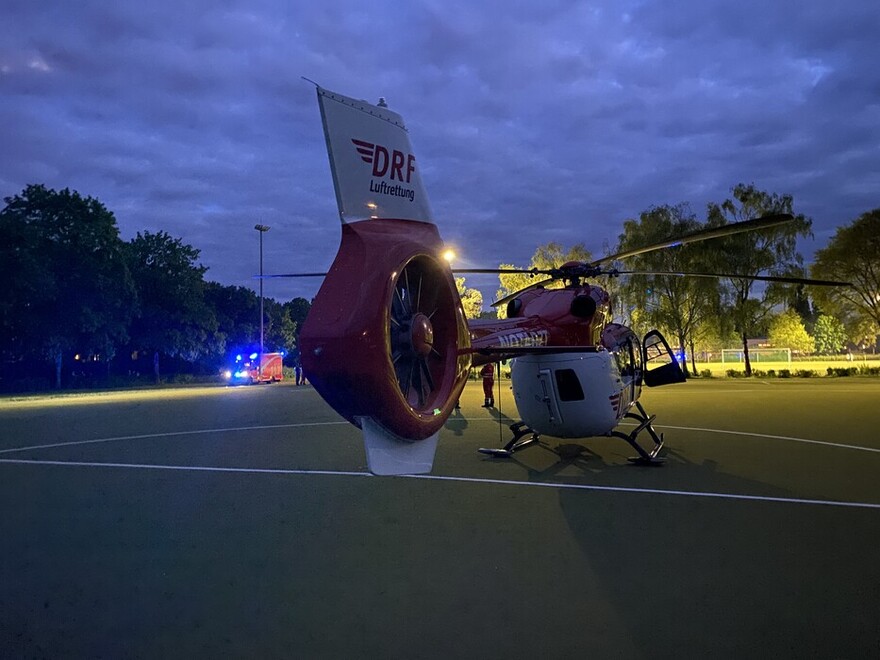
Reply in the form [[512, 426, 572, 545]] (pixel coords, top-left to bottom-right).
[[766, 369, 776, 377], [726, 369, 743, 378], [700, 369, 713, 378], [794, 369, 817, 378], [778, 369, 791, 378], [753, 369, 767, 378]]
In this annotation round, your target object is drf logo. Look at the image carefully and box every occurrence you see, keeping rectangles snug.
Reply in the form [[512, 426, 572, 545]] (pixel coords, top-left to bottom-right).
[[352, 139, 416, 183]]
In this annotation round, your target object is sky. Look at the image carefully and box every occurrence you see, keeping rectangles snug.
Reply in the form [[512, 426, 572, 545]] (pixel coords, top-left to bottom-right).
[[2, 0, 878, 304]]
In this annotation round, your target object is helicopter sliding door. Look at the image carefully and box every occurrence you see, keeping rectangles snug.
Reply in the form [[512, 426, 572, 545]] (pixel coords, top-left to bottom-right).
[[642, 330, 686, 387]]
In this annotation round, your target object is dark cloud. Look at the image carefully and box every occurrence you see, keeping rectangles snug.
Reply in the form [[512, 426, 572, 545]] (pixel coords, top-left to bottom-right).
[[1, 0, 877, 302]]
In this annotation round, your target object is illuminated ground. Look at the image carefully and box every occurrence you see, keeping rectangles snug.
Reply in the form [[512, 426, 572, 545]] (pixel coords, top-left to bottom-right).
[[1, 379, 879, 658]]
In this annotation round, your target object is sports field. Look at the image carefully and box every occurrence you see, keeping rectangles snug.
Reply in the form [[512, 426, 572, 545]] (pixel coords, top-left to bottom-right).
[[695, 356, 880, 376], [1, 379, 879, 658]]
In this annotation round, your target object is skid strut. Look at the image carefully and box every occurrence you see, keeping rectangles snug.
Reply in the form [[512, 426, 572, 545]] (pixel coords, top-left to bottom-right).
[[609, 400, 665, 465], [478, 422, 540, 458], [479, 402, 665, 465]]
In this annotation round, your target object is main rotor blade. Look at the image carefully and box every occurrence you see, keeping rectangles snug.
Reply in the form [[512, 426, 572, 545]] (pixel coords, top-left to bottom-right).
[[258, 272, 327, 278], [453, 268, 541, 275], [591, 213, 794, 267], [616, 270, 852, 287], [491, 277, 556, 307]]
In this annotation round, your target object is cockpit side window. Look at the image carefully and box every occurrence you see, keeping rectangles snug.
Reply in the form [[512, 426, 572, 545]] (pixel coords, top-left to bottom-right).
[[614, 342, 635, 378], [555, 368, 585, 401]]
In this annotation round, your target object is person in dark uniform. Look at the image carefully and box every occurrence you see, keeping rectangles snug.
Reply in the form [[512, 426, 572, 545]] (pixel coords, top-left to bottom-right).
[[293, 349, 304, 385], [480, 362, 495, 408]]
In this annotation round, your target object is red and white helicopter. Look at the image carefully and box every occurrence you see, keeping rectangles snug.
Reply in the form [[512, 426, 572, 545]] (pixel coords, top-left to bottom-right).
[[284, 85, 846, 476]]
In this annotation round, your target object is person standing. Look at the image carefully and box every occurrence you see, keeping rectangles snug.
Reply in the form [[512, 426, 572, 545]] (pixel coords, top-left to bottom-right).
[[293, 349, 304, 385], [480, 362, 495, 408]]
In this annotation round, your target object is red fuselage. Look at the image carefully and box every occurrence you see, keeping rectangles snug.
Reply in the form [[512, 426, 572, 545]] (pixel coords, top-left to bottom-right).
[[467, 284, 611, 366]]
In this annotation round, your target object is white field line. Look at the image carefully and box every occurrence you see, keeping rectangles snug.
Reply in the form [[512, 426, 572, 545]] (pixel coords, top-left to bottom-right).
[[635, 423, 880, 454], [1, 456, 879, 510], [0, 421, 350, 455], [2, 419, 878, 456]]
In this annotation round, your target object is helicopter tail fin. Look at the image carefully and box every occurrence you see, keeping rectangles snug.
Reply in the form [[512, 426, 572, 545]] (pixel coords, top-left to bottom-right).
[[316, 86, 434, 224]]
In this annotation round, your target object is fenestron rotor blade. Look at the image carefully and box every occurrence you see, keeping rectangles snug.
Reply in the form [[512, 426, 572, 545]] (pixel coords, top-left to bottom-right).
[[491, 277, 557, 307], [616, 270, 852, 287], [591, 213, 794, 267]]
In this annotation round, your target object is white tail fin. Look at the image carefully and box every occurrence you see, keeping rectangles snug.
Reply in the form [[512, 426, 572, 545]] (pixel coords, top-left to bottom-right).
[[317, 86, 433, 223], [357, 417, 439, 475]]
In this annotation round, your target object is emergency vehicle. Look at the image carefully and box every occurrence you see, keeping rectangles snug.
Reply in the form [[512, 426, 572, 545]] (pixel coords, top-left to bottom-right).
[[224, 352, 284, 384]]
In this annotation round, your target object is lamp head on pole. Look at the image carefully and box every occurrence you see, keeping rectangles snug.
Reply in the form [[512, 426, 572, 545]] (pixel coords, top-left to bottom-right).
[[255, 224, 270, 233]]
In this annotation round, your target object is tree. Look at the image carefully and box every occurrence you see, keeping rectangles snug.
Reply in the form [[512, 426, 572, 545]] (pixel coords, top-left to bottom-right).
[[847, 317, 879, 353], [0, 184, 135, 387], [705, 184, 812, 376], [690, 315, 735, 363], [616, 203, 720, 377], [810, 209, 880, 350], [204, 282, 260, 356], [496, 242, 591, 318], [264, 299, 298, 353], [125, 231, 218, 382], [455, 277, 483, 319], [812, 314, 848, 355], [286, 297, 312, 338], [768, 310, 814, 355]]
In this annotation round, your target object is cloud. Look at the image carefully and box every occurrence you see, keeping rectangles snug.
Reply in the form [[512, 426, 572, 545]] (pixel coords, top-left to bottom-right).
[[1, 0, 878, 303]]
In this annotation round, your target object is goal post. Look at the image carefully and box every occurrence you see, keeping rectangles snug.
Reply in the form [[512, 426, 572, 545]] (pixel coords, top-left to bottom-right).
[[721, 348, 791, 365]]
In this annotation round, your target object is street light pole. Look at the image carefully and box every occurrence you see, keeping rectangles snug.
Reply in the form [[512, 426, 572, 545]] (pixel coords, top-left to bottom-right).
[[255, 224, 270, 378]]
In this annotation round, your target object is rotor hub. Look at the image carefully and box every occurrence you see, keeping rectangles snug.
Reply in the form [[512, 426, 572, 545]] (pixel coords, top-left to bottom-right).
[[410, 313, 434, 357]]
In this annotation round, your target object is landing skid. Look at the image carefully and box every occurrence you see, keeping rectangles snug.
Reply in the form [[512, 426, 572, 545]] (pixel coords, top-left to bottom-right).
[[478, 401, 666, 466], [609, 400, 665, 465], [477, 422, 540, 458]]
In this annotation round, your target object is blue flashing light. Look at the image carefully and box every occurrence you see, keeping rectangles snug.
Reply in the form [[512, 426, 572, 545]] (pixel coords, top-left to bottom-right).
[[235, 354, 242, 362], [249, 352, 258, 360]]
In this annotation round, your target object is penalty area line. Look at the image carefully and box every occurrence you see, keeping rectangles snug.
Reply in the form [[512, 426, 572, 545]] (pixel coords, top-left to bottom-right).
[[2, 457, 879, 511]]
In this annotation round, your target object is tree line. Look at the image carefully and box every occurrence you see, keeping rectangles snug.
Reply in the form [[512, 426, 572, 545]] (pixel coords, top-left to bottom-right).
[[3, 182, 876, 388], [0, 184, 310, 390], [487, 184, 879, 377]]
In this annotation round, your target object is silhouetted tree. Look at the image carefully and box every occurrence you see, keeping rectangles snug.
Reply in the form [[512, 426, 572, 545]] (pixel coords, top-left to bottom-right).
[[125, 231, 217, 382], [0, 184, 135, 387], [810, 209, 880, 349], [204, 282, 260, 355]]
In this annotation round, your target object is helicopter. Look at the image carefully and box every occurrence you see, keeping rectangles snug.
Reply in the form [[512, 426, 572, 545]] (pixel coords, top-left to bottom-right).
[[283, 85, 848, 476]]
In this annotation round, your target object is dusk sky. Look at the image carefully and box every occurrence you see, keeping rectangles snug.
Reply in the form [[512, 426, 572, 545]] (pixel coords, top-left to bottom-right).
[[2, 0, 878, 303]]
